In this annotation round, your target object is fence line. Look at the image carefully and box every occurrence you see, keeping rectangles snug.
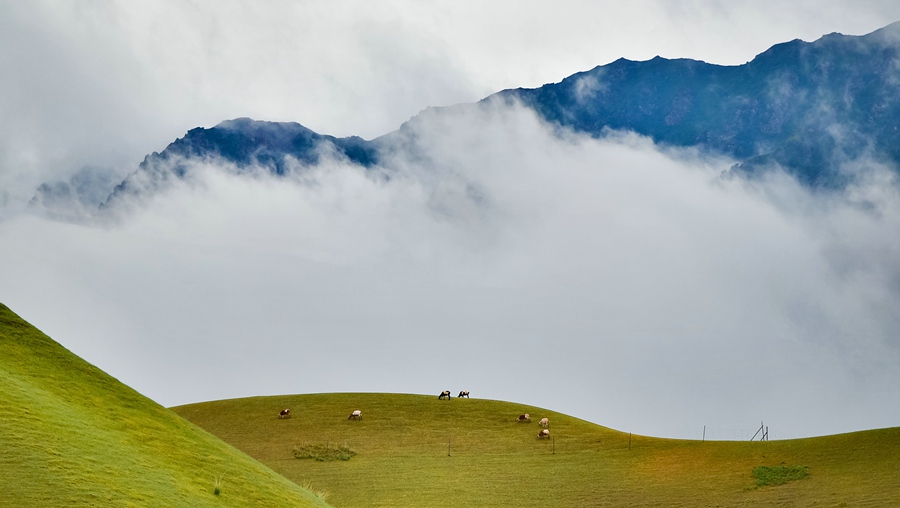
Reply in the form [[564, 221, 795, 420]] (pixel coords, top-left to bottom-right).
[[661, 426, 776, 441]]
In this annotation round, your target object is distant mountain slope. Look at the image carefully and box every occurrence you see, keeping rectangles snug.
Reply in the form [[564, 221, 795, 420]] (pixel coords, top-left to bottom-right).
[[0, 303, 332, 507], [500, 21, 900, 186], [79, 22, 900, 210], [100, 117, 377, 208], [174, 393, 900, 508]]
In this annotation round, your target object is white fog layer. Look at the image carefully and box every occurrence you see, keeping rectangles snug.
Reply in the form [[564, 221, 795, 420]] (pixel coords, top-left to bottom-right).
[[2, 102, 899, 439]]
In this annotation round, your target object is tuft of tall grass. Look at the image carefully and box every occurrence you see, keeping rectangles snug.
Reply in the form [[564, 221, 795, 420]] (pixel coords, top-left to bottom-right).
[[300, 482, 329, 501]]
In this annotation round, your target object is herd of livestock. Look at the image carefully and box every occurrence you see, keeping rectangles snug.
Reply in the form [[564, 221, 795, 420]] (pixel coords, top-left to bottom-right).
[[277, 391, 553, 439]]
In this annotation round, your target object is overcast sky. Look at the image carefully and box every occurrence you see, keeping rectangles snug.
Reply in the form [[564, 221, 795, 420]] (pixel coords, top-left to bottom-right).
[[2, 0, 900, 440]]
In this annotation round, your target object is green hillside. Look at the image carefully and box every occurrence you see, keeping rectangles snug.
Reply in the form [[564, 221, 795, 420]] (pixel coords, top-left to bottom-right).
[[0, 303, 332, 507], [174, 393, 900, 507]]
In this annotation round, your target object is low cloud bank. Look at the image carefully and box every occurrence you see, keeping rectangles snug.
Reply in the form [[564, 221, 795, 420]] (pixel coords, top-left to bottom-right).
[[2, 101, 899, 439]]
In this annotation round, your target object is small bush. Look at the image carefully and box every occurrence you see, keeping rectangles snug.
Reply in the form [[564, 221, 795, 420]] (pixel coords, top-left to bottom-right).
[[752, 465, 809, 487], [293, 443, 357, 462]]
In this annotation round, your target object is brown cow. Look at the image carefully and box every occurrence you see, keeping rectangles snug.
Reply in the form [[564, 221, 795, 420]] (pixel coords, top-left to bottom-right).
[[516, 413, 531, 423], [537, 429, 550, 439], [279, 408, 291, 419]]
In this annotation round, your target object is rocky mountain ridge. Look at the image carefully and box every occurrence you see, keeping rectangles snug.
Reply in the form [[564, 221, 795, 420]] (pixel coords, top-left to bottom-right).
[[32, 22, 900, 213]]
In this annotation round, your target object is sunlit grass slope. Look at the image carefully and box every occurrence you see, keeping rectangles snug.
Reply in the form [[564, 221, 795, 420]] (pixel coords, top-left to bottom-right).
[[0, 303, 332, 508], [174, 392, 900, 507]]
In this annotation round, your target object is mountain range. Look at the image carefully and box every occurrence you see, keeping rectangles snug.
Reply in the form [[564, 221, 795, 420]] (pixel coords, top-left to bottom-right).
[[32, 22, 900, 212]]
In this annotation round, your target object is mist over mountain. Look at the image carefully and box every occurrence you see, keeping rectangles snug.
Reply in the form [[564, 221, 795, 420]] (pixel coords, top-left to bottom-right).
[[10, 18, 900, 440], [39, 21, 899, 213], [96, 118, 378, 210]]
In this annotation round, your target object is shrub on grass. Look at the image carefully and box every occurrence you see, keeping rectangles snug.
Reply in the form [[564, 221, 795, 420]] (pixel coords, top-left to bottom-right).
[[752, 465, 809, 487], [293, 443, 357, 462]]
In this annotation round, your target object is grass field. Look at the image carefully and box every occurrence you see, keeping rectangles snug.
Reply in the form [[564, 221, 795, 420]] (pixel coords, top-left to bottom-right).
[[174, 393, 900, 507], [5, 298, 899, 507], [0, 303, 332, 507]]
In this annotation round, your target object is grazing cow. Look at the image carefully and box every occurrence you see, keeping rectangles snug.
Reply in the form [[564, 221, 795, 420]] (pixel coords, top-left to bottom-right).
[[539, 417, 549, 428], [458, 390, 470, 398], [348, 410, 362, 420], [516, 413, 531, 423], [439, 390, 451, 400], [537, 429, 550, 439], [279, 409, 291, 419]]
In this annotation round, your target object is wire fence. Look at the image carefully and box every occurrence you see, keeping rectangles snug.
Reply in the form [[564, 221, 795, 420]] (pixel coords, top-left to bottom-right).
[[664, 425, 777, 441]]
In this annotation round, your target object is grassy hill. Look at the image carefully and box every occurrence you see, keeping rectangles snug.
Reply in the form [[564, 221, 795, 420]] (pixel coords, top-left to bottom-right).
[[5, 297, 898, 507], [174, 392, 900, 507], [0, 303, 332, 507]]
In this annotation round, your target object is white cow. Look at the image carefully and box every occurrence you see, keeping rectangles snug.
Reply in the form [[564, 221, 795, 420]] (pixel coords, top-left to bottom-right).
[[348, 410, 362, 420], [539, 417, 549, 428]]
